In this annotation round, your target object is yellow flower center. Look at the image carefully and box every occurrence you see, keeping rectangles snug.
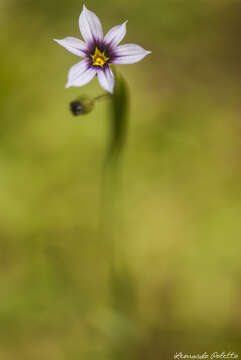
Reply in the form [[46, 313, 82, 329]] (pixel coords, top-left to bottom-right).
[[91, 48, 109, 67]]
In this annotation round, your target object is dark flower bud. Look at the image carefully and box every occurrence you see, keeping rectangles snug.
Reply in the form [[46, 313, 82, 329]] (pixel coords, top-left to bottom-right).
[[70, 96, 94, 116], [70, 101, 84, 115]]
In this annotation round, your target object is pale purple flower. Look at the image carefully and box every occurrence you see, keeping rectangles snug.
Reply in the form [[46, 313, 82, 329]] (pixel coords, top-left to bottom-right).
[[54, 5, 151, 93]]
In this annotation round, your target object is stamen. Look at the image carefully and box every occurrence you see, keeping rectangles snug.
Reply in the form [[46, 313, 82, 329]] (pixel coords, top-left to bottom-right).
[[91, 47, 109, 67]]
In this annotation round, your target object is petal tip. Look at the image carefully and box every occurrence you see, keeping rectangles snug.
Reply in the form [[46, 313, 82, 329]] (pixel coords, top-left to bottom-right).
[[122, 20, 128, 29], [82, 4, 90, 13], [106, 87, 114, 94], [108, 82, 114, 94], [79, 4, 103, 42]]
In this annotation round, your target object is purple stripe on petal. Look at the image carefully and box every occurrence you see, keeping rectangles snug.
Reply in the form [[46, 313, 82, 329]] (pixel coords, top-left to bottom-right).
[[112, 44, 151, 64], [79, 5, 103, 44], [104, 21, 128, 48], [54, 37, 87, 57], [97, 66, 115, 93], [66, 60, 96, 88]]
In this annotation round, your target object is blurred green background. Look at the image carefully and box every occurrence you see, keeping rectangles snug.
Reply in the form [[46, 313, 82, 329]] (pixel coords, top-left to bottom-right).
[[1, 0, 241, 358]]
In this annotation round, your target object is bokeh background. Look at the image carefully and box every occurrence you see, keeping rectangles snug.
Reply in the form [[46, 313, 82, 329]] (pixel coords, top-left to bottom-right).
[[1, 0, 241, 358]]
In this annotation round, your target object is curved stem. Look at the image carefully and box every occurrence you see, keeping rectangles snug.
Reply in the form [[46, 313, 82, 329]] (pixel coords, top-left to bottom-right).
[[93, 93, 110, 102]]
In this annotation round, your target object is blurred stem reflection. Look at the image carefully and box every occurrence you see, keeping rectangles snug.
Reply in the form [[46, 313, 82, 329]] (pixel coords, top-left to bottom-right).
[[99, 73, 138, 356]]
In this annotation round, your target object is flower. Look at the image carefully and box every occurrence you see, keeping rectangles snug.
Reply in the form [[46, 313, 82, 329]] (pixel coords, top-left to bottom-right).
[[54, 5, 151, 93]]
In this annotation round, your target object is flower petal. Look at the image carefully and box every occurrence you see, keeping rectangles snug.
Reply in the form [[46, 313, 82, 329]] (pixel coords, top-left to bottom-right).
[[97, 67, 115, 93], [112, 44, 151, 64], [54, 37, 87, 57], [66, 60, 96, 88], [104, 21, 127, 48], [79, 5, 103, 44]]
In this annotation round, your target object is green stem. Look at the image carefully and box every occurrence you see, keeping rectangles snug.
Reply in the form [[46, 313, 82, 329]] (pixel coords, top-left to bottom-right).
[[93, 93, 110, 102]]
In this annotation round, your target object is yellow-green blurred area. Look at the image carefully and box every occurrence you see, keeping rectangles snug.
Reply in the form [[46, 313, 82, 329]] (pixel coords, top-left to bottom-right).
[[0, 0, 241, 358]]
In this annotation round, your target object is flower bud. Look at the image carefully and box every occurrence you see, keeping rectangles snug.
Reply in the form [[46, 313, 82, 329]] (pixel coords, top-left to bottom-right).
[[70, 96, 94, 116]]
